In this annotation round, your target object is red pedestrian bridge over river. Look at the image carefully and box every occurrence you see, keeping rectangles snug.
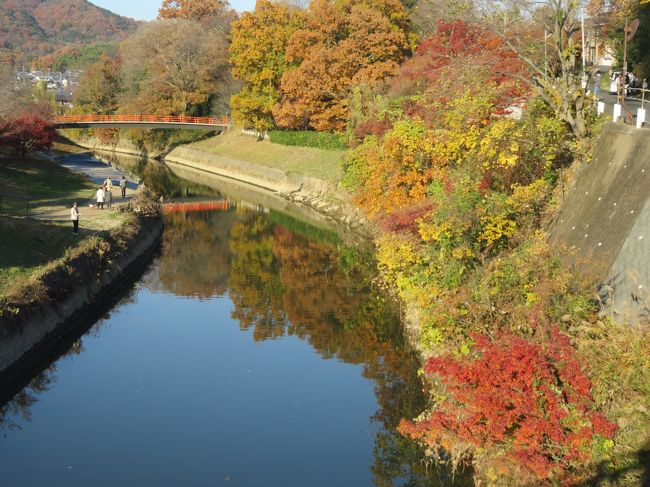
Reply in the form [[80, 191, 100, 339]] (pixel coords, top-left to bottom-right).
[[54, 114, 230, 131]]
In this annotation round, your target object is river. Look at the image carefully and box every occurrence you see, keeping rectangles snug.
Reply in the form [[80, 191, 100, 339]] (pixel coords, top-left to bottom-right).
[[0, 153, 468, 486]]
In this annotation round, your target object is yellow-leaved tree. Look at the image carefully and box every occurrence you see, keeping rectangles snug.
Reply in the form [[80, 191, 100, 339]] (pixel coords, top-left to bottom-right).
[[229, 0, 305, 131]]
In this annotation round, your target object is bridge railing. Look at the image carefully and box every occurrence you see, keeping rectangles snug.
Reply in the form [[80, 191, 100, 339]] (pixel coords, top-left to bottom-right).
[[54, 114, 230, 126]]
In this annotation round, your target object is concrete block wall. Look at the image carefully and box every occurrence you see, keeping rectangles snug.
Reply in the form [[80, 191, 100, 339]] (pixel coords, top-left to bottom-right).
[[551, 123, 650, 323]]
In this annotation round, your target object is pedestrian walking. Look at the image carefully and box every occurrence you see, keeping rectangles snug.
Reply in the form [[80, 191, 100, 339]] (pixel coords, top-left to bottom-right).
[[71, 202, 80, 235], [119, 176, 127, 198], [105, 184, 113, 208], [593, 72, 602, 97], [104, 177, 113, 208], [96, 186, 105, 209]]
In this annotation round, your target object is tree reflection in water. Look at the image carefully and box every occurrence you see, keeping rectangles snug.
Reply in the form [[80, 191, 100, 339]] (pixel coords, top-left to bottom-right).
[[160, 208, 469, 486], [95, 151, 219, 200], [1, 207, 470, 485]]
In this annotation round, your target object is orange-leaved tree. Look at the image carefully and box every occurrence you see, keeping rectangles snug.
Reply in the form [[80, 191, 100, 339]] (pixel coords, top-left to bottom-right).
[[273, 0, 411, 132], [159, 0, 229, 20]]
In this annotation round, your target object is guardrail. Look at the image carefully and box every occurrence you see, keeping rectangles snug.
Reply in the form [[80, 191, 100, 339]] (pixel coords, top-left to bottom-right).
[[0, 193, 29, 217], [54, 115, 230, 126], [597, 88, 649, 128]]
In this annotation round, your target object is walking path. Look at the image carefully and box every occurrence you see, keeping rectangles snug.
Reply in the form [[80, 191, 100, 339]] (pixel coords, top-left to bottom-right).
[[31, 152, 140, 228]]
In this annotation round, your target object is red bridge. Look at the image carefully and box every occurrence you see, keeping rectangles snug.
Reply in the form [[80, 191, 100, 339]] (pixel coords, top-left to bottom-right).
[[54, 114, 230, 131]]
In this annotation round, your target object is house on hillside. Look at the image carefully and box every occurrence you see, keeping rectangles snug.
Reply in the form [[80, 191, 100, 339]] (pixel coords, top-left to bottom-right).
[[55, 90, 73, 113], [584, 15, 618, 69]]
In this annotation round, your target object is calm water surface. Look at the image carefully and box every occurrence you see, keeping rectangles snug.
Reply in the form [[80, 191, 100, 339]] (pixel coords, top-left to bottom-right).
[[0, 157, 457, 485]]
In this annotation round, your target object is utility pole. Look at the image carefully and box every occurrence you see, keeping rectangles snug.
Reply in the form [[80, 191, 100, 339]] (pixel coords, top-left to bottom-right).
[[581, 4, 586, 70], [623, 15, 628, 98]]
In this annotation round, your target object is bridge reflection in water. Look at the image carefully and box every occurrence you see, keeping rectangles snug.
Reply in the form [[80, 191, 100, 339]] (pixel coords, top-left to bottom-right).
[[163, 200, 232, 214]]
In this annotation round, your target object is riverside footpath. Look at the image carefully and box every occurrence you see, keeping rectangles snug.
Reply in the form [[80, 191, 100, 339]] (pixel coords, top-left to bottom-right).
[[30, 152, 140, 226]]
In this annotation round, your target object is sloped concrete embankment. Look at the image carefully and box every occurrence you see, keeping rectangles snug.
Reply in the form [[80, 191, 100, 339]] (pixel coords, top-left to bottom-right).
[[62, 135, 161, 159], [163, 146, 369, 233], [0, 218, 163, 397], [551, 123, 650, 322]]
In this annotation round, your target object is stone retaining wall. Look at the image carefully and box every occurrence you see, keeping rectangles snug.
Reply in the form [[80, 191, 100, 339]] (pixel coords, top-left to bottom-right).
[[0, 218, 163, 397]]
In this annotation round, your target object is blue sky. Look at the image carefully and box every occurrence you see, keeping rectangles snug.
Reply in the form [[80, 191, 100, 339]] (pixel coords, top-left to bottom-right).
[[92, 0, 257, 21]]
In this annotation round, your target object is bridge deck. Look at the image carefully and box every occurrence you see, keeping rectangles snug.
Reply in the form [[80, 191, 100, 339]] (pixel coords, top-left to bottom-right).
[[54, 115, 230, 131]]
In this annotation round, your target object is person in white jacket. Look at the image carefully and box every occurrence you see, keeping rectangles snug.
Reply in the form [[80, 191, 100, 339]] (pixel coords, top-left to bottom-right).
[[71, 202, 80, 235], [96, 186, 105, 209]]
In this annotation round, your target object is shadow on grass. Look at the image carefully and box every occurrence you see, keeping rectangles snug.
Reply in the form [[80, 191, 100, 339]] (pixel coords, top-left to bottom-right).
[[0, 216, 113, 288], [581, 440, 650, 486]]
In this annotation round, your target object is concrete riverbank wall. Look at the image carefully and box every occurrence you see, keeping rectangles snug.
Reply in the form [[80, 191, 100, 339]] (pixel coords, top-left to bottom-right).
[[62, 134, 161, 159], [0, 217, 163, 399], [551, 122, 650, 323], [164, 146, 369, 234]]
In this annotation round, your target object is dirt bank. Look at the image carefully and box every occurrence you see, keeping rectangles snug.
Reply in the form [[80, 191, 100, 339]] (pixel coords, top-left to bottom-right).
[[0, 216, 163, 393]]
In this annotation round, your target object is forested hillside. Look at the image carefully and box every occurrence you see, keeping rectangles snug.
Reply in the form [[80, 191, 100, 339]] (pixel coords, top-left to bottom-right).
[[0, 0, 137, 60]]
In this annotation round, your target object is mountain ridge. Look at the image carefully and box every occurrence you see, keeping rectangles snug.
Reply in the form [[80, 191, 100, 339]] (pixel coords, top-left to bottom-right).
[[0, 0, 138, 60]]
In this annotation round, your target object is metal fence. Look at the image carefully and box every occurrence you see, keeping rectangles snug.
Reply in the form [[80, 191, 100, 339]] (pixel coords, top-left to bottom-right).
[[0, 193, 29, 217]]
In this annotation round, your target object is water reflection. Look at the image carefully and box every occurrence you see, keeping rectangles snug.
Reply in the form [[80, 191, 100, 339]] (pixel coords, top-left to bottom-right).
[[94, 151, 219, 199], [158, 209, 457, 485], [1, 206, 469, 485]]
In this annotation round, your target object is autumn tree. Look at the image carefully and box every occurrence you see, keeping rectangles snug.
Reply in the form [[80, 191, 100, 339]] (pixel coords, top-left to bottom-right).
[[273, 0, 411, 132], [0, 115, 56, 158], [120, 19, 234, 116], [159, 0, 229, 20], [483, 0, 601, 148], [74, 54, 122, 115], [229, 0, 305, 131]]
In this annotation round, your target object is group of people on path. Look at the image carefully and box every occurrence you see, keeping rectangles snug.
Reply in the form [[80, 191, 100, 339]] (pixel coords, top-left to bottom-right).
[[70, 175, 129, 235]]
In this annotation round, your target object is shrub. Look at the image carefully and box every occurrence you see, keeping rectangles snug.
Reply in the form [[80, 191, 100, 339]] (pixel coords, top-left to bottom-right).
[[268, 130, 346, 150], [399, 327, 617, 481]]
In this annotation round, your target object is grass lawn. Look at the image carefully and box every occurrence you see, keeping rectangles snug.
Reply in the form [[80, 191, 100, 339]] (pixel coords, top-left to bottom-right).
[[188, 129, 345, 184], [0, 216, 95, 295], [0, 152, 130, 300], [0, 154, 97, 214]]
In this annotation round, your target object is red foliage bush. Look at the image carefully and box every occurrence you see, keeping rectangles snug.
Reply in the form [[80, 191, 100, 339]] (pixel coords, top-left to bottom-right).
[[379, 202, 434, 235], [0, 114, 56, 157], [399, 327, 617, 479], [353, 113, 393, 140], [395, 20, 529, 104]]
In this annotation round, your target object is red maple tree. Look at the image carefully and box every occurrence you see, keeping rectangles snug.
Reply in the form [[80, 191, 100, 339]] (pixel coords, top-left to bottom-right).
[[0, 115, 57, 158]]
